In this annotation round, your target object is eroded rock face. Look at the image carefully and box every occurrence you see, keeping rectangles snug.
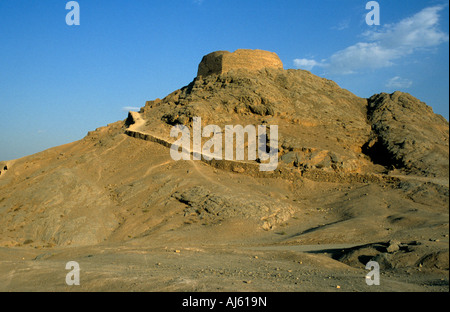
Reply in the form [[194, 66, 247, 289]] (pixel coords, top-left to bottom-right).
[[197, 49, 283, 77], [365, 91, 449, 177]]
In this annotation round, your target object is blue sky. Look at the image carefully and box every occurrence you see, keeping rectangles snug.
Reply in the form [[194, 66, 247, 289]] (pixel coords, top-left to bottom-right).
[[0, 0, 448, 161]]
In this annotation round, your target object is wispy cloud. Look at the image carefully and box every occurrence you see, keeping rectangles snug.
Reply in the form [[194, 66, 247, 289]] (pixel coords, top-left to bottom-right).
[[122, 106, 140, 112], [293, 58, 324, 71], [364, 6, 448, 50], [294, 5, 449, 75], [332, 19, 350, 31], [385, 76, 413, 89]]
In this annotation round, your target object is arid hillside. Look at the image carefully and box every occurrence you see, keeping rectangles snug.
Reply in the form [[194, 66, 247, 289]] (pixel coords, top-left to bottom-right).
[[0, 49, 448, 292]]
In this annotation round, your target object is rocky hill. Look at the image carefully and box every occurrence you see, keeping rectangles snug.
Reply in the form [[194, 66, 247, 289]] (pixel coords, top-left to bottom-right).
[[0, 49, 448, 291]]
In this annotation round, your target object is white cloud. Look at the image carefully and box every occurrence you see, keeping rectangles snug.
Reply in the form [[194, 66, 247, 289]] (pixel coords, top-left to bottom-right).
[[122, 106, 140, 111], [295, 5, 449, 75], [293, 58, 323, 71], [386, 76, 413, 89], [328, 42, 400, 74], [365, 6, 449, 50]]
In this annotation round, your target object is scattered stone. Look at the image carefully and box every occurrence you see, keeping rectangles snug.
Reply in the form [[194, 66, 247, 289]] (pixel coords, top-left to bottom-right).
[[372, 253, 394, 270], [387, 240, 401, 253]]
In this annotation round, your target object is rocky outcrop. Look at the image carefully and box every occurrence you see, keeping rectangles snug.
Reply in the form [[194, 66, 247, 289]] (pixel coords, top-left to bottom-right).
[[197, 49, 283, 77], [365, 91, 449, 177], [172, 185, 293, 230], [0, 162, 8, 176]]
